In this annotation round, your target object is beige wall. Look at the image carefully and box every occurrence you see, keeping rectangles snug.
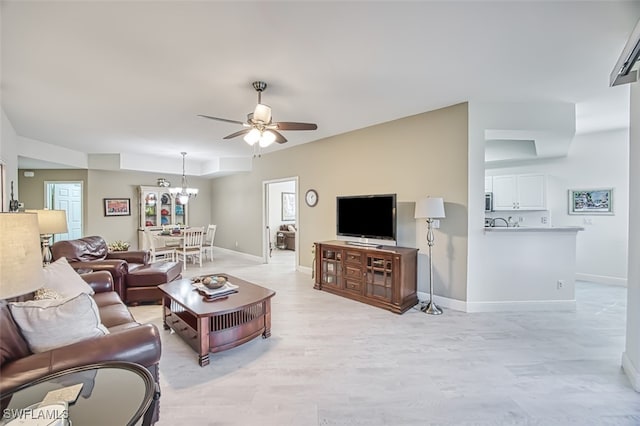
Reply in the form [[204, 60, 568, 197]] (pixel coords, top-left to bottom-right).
[[19, 168, 212, 250], [16, 103, 469, 300], [18, 168, 89, 226], [211, 102, 469, 300]]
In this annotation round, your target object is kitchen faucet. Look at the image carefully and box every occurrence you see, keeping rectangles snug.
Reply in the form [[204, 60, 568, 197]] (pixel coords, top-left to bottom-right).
[[488, 217, 509, 227]]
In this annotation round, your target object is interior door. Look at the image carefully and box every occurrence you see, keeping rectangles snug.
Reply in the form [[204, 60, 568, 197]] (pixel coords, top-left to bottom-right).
[[47, 182, 83, 241]]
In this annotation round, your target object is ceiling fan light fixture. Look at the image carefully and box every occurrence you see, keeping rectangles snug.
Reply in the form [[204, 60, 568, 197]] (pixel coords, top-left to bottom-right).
[[198, 80, 317, 146], [259, 130, 276, 147], [244, 128, 261, 145], [253, 103, 272, 124]]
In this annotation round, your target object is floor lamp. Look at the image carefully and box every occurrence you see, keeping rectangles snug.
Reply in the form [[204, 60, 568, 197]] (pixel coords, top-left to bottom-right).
[[25, 209, 68, 266], [415, 197, 446, 315], [0, 213, 45, 300]]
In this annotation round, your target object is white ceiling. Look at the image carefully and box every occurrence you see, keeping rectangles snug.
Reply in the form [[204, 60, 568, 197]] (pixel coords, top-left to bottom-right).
[[2, 1, 640, 172]]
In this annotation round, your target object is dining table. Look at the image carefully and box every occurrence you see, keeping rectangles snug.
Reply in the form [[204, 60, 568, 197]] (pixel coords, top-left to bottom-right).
[[155, 231, 183, 247]]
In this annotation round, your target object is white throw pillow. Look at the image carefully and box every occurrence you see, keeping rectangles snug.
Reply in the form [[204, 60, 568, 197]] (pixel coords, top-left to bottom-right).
[[9, 293, 109, 353], [287, 225, 296, 232], [43, 257, 95, 298]]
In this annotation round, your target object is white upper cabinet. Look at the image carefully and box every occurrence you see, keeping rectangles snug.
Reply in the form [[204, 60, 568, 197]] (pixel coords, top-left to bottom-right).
[[484, 176, 493, 193], [491, 173, 546, 211]]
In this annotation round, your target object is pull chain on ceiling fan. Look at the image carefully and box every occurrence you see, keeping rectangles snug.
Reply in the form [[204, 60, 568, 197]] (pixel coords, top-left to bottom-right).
[[199, 81, 318, 148]]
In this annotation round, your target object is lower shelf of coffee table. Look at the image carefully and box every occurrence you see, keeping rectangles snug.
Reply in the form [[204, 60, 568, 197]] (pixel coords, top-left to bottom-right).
[[163, 298, 269, 366]]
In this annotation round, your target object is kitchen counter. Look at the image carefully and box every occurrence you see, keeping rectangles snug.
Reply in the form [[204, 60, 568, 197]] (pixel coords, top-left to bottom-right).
[[484, 226, 584, 232], [471, 225, 584, 313]]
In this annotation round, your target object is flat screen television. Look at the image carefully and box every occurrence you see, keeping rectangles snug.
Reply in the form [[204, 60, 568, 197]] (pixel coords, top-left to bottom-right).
[[336, 194, 397, 242]]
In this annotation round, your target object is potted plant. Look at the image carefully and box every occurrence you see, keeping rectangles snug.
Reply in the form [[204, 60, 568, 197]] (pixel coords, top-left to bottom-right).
[[108, 240, 130, 252]]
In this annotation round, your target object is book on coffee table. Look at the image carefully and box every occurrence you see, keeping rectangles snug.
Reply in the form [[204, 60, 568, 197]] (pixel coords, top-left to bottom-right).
[[192, 282, 239, 299]]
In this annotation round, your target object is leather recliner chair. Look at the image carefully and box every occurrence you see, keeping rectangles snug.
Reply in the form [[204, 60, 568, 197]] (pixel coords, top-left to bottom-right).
[[51, 236, 182, 304]]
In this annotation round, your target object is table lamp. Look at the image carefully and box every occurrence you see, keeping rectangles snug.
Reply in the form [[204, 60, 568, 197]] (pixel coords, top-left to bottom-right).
[[414, 196, 446, 315], [25, 209, 68, 265], [0, 213, 45, 300]]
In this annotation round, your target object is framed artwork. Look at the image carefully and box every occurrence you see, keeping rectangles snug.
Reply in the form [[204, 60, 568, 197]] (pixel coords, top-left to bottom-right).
[[568, 189, 613, 215], [281, 192, 295, 221], [104, 198, 131, 216]]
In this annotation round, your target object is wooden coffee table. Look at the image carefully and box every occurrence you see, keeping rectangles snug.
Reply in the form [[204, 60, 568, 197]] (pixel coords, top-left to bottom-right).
[[158, 274, 275, 366]]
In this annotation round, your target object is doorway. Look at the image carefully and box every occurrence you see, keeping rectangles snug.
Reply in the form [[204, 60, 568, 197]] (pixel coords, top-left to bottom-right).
[[45, 181, 83, 242], [263, 177, 298, 268]]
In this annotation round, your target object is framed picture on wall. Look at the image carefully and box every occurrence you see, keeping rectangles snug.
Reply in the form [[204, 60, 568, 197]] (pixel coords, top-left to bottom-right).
[[282, 192, 295, 221], [568, 188, 613, 215], [104, 198, 131, 216]]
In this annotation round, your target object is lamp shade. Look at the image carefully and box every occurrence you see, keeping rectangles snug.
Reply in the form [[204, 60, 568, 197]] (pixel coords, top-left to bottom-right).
[[0, 213, 45, 299], [25, 209, 68, 234], [415, 197, 446, 219]]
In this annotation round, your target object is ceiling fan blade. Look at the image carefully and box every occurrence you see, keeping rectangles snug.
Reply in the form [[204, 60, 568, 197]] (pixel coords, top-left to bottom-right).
[[271, 130, 288, 144], [223, 128, 252, 140], [198, 114, 245, 126], [274, 122, 318, 131]]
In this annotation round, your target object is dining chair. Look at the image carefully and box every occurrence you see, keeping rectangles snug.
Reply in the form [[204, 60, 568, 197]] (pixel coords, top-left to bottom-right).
[[202, 224, 217, 261], [176, 227, 204, 269], [144, 228, 176, 263]]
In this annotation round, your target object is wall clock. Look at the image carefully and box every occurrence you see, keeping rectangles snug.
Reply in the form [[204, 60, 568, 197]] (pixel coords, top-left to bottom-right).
[[305, 189, 318, 207]]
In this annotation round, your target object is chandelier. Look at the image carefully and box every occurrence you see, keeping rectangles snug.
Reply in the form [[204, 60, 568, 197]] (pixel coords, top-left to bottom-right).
[[168, 152, 198, 204]]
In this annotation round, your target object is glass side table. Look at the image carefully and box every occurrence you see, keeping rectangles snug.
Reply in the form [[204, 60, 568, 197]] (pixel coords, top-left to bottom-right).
[[0, 362, 157, 426]]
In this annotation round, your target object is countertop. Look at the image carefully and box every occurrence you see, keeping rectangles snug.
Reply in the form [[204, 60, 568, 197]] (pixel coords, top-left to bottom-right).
[[484, 226, 584, 232]]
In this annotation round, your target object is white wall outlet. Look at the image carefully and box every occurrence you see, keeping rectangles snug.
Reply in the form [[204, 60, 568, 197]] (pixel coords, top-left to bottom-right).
[[583, 218, 593, 225], [541, 217, 548, 224], [518, 216, 524, 223], [557, 280, 564, 289], [433, 219, 440, 229], [235, 241, 239, 247]]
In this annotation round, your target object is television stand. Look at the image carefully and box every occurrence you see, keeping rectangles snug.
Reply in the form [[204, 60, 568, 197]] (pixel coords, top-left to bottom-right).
[[314, 240, 418, 314]]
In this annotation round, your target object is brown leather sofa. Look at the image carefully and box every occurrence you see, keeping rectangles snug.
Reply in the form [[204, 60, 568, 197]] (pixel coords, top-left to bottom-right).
[[277, 225, 296, 251], [0, 271, 161, 423], [281, 231, 296, 250], [51, 236, 182, 304]]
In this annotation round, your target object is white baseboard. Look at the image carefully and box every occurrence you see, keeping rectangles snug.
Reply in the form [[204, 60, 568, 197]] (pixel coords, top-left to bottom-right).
[[297, 265, 312, 275], [417, 291, 576, 313], [417, 292, 468, 312], [214, 246, 263, 263], [622, 351, 640, 392], [464, 299, 576, 313], [576, 273, 627, 286]]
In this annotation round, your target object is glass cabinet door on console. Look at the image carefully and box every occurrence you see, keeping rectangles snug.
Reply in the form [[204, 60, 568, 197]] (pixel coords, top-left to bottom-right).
[[365, 254, 393, 302], [320, 248, 343, 291]]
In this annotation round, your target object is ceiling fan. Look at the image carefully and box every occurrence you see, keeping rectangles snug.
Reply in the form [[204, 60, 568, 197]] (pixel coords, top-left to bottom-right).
[[199, 81, 318, 147]]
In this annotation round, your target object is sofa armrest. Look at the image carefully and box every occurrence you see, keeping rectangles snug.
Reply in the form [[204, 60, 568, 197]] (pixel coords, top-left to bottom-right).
[[0, 324, 161, 394], [107, 250, 150, 266], [67, 259, 128, 276], [81, 271, 114, 294]]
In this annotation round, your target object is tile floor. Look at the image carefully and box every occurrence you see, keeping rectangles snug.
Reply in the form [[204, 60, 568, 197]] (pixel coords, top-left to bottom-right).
[[130, 249, 640, 426]]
